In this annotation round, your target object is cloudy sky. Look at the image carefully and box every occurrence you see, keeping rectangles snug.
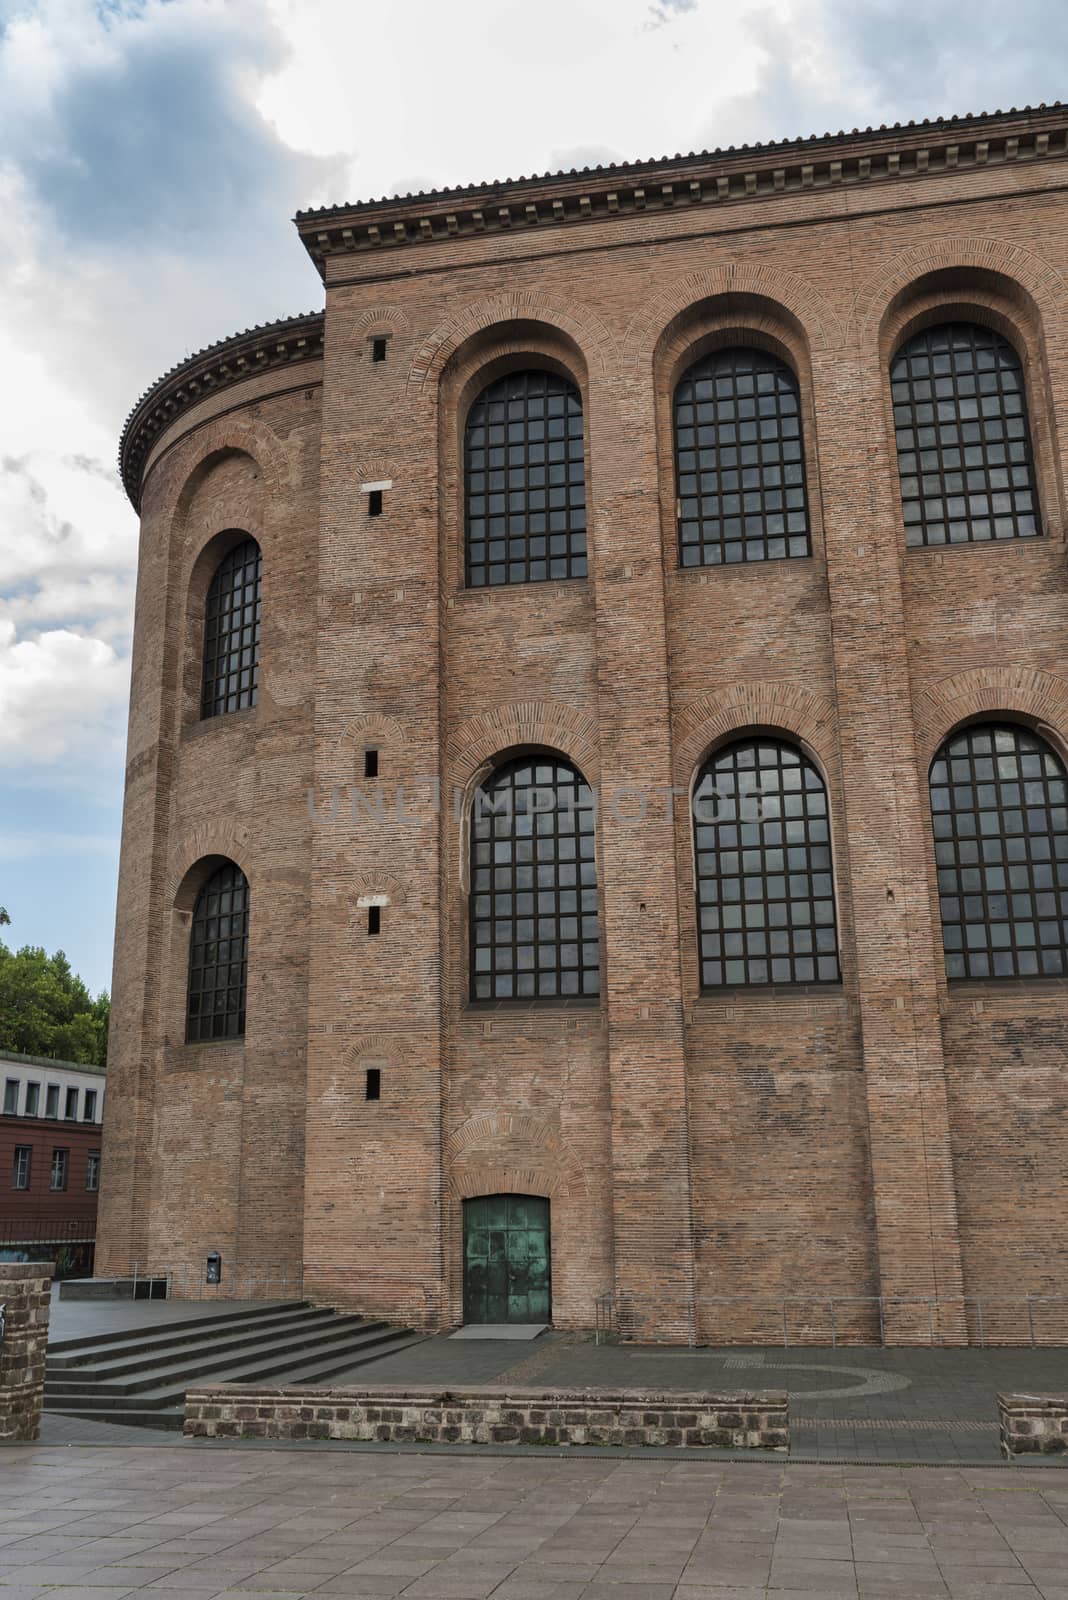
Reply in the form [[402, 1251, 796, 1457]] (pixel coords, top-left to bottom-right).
[[1, 0, 1066, 996]]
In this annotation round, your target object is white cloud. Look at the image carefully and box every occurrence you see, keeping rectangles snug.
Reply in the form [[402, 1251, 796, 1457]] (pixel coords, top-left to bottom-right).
[[0, 620, 129, 763]]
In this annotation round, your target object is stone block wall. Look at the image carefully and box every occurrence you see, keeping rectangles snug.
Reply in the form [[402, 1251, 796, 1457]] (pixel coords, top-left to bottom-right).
[[184, 1384, 788, 1450], [998, 1393, 1068, 1457], [0, 1265, 52, 1442]]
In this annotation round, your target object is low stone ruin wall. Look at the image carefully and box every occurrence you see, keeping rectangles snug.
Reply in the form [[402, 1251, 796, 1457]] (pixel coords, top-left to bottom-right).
[[0, 1263, 53, 1442], [998, 1393, 1068, 1457], [184, 1384, 789, 1450]]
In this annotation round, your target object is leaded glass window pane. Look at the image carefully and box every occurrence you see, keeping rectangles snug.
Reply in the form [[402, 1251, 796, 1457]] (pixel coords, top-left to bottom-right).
[[694, 738, 841, 987], [674, 347, 811, 568], [187, 862, 250, 1040], [930, 723, 1068, 979], [464, 371, 587, 587], [201, 539, 261, 718], [470, 757, 599, 1000], [891, 322, 1040, 548]]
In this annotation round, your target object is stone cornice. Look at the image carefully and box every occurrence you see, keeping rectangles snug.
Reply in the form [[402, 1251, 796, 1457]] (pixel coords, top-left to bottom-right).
[[295, 105, 1068, 277], [118, 311, 325, 510]]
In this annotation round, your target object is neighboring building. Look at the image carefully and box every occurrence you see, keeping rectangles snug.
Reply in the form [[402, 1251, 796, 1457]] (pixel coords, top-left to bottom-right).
[[0, 1050, 104, 1276], [101, 104, 1068, 1344]]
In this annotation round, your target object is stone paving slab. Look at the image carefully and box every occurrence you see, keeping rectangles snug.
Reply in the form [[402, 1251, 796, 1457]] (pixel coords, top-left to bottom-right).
[[0, 1445, 1065, 1595]]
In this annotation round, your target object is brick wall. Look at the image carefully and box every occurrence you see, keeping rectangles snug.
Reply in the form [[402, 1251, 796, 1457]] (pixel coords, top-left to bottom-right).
[[101, 109, 1068, 1342]]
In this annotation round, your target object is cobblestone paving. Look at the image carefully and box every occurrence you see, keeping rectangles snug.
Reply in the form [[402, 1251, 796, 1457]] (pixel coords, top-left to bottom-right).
[[0, 1445, 1066, 1596]]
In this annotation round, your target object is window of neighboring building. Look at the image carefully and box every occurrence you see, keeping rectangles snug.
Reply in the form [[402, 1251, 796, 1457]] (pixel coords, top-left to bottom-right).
[[930, 722, 1068, 979], [24, 1082, 39, 1117], [12, 1147, 30, 1191], [674, 347, 811, 568], [464, 370, 587, 588], [891, 321, 1040, 548], [86, 1152, 101, 1193], [187, 861, 250, 1041], [694, 737, 841, 987], [3, 1079, 18, 1115], [50, 1148, 68, 1191], [64, 1086, 78, 1120], [470, 755, 600, 1001], [83, 1090, 97, 1122], [45, 1085, 59, 1119], [201, 538, 262, 718]]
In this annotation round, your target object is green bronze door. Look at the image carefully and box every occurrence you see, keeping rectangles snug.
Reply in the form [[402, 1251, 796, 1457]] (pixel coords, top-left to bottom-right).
[[463, 1194, 551, 1324]]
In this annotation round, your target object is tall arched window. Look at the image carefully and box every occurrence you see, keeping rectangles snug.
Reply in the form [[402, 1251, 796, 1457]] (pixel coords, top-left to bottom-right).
[[470, 756, 599, 1000], [694, 738, 840, 987], [674, 347, 811, 568], [186, 861, 250, 1041], [891, 322, 1040, 547], [201, 538, 262, 718], [930, 723, 1068, 979], [464, 370, 587, 587]]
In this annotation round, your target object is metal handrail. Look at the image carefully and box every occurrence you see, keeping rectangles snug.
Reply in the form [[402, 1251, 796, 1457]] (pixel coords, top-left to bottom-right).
[[593, 1293, 1068, 1347]]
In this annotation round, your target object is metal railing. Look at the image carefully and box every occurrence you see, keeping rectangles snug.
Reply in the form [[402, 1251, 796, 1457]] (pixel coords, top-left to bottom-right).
[[0, 1216, 96, 1244], [129, 1261, 302, 1301], [593, 1293, 1068, 1347]]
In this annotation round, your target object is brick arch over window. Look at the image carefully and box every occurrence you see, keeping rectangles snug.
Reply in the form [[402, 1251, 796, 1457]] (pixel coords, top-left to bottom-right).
[[168, 823, 252, 907], [914, 667, 1068, 764], [857, 237, 1067, 349], [446, 1112, 589, 1199], [929, 721, 1068, 981], [168, 424, 287, 541], [673, 683, 839, 782], [625, 264, 845, 370], [407, 293, 617, 402], [447, 702, 600, 792]]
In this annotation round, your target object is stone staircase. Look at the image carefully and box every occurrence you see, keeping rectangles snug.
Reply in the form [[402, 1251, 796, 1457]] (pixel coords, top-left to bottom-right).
[[45, 1301, 424, 1430]]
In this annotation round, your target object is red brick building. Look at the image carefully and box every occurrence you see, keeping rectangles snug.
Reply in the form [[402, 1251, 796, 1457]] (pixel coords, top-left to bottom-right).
[[0, 1051, 104, 1276], [101, 105, 1068, 1343]]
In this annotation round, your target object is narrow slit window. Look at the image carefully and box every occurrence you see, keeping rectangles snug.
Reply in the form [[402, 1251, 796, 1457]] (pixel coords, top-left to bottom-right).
[[368, 489, 383, 517], [365, 1068, 381, 1100], [368, 905, 381, 935], [186, 861, 250, 1041], [371, 337, 387, 363], [364, 749, 379, 778], [201, 538, 261, 719]]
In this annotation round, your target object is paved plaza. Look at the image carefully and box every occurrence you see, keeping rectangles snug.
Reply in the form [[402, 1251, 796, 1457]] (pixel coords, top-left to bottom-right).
[[0, 1441, 1066, 1598]]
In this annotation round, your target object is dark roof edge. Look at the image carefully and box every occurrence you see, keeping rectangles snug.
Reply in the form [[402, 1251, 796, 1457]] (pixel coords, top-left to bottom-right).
[[0, 1048, 106, 1077], [295, 102, 1064, 222], [118, 310, 325, 510]]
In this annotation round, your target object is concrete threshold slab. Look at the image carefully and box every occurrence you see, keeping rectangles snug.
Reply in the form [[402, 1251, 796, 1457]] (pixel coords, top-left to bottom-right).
[[447, 1323, 549, 1341]]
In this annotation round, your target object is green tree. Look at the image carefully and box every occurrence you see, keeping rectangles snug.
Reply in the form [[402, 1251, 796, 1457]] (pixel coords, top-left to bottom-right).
[[0, 943, 110, 1068]]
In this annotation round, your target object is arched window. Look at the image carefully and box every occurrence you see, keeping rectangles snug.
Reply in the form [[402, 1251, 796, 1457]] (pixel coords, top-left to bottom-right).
[[694, 738, 840, 987], [674, 347, 810, 568], [891, 322, 1040, 547], [464, 370, 587, 587], [201, 538, 262, 718], [470, 756, 599, 1000], [186, 861, 250, 1040], [930, 723, 1068, 979]]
